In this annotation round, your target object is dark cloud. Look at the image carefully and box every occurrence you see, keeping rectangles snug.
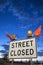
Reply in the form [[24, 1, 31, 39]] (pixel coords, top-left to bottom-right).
[[38, 51, 43, 56], [2, 45, 9, 51], [0, 0, 7, 5], [0, 0, 43, 18], [40, 50, 43, 52], [0, 50, 6, 53], [11, 0, 43, 9], [10, 0, 43, 17]]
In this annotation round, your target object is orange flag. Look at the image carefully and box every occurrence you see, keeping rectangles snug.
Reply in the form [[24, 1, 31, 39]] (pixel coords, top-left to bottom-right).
[[6, 32, 16, 41], [34, 25, 41, 37], [6, 32, 12, 40]]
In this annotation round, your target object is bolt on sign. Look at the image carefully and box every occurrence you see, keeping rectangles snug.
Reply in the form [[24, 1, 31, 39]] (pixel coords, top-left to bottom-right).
[[8, 38, 37, 59]]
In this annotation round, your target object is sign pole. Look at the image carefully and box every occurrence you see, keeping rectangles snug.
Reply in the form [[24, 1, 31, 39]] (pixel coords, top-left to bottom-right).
[[12, 59, 14, 65], [31, 58, 32, 65]]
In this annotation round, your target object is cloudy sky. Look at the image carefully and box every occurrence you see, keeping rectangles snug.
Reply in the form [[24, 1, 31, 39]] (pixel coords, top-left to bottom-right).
[[0, 0, 43, 60]]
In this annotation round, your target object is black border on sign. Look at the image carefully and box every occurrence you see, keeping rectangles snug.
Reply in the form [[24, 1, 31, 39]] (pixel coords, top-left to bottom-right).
[[8, 38, 37, 59]]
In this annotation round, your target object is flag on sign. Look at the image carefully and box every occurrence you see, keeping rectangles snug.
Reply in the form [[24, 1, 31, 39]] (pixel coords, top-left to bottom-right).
[[6, 32, 16, 41], [34, 25, 42, 38]]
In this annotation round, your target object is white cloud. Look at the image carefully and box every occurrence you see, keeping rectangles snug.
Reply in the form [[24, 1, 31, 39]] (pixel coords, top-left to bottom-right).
[[0, 53, 4, 58], [0, 46, 5, 51], [33, 56, 43, 61], [0, 55, 4, 58]]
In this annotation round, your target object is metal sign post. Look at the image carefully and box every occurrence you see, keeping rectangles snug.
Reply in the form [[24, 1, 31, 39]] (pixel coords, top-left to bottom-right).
[[31, 58, 32, 65], [12, 59, 14, 65]]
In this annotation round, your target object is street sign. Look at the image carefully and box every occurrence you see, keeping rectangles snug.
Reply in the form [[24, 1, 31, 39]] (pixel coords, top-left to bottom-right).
[[8, 38, 37, 59]]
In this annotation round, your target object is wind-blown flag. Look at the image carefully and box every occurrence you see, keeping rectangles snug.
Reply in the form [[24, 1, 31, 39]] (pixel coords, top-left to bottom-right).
[[6, 32, 16, 41], [6, 32, 12, 40], [34, 25, 42, 38]]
